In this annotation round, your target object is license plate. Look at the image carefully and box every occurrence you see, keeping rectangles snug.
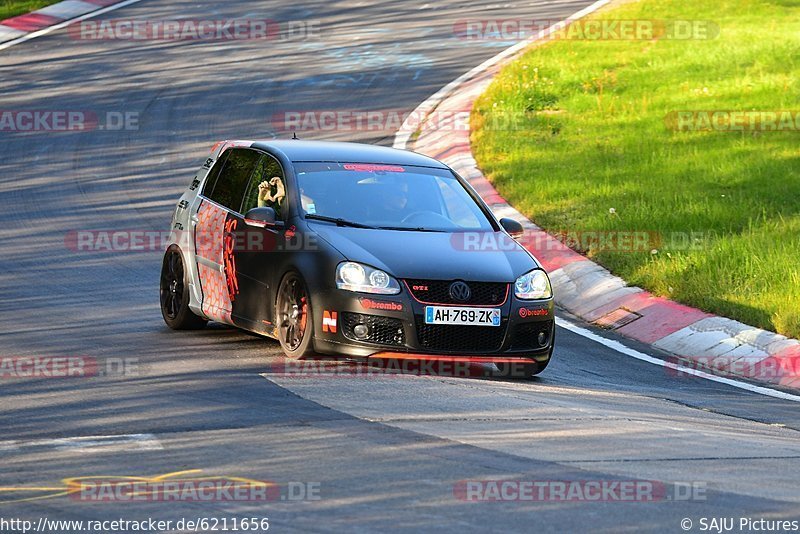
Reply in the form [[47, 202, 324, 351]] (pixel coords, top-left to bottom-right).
[[424, 306, 501, 327]]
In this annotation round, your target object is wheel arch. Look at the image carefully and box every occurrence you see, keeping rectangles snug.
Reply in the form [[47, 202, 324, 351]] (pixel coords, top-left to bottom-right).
[[163, 242, 207, 320]]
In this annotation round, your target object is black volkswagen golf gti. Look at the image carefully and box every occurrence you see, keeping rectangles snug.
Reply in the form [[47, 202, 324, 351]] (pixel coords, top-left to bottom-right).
[[160, 140, 554, 378]]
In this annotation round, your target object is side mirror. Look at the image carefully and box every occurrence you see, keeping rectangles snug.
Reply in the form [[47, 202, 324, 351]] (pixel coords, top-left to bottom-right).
[[499, 217, 524, 239], [245, 207, 283, 227]]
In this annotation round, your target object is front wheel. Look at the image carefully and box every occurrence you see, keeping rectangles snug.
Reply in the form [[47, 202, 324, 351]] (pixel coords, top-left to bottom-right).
[[275, 272, 315, 359], [160, 246, 207, 330]]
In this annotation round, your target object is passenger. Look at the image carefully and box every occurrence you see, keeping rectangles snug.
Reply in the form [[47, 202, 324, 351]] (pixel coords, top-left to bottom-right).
[[257, 177, 286, 209]]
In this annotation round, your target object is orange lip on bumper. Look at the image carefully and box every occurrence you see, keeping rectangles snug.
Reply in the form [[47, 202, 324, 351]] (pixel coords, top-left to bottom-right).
[[368, 352, 535, 364]]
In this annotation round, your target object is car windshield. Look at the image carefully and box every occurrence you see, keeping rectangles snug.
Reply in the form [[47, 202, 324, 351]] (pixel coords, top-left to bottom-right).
[[294, 162, 495, 232]]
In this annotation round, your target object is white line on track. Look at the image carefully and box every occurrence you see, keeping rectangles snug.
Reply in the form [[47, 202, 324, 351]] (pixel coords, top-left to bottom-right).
[[0, 433, 163, 453], [556, 317, 800, 403], [0, 0, 146, 52]]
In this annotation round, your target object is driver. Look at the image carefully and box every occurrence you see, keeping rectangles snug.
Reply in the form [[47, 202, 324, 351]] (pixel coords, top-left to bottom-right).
[[377, 179, 410, 222]]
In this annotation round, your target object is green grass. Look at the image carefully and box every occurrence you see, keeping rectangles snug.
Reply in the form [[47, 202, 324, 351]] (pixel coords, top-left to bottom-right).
[[1, 0, 60, 20], [472, 0, 800, 337]]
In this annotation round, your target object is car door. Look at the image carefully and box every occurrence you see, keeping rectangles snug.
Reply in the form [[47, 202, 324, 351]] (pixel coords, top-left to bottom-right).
[[229, 153, 288, 332], [193, 148, 261, 325]]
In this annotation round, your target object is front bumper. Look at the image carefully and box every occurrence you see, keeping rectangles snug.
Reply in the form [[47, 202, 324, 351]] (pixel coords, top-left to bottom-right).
[[310, 284, 554, 364]]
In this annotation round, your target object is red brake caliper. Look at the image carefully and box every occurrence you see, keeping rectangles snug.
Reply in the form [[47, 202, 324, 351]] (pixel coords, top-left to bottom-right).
[[299, 296, 308, 332]]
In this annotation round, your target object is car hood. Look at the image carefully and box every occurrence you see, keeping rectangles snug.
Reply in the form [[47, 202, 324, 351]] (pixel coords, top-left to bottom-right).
[[311, 225, 540, 282]]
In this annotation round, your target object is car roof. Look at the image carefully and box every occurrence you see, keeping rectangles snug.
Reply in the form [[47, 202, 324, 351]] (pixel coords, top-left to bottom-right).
[[249, 140, 449, 169]]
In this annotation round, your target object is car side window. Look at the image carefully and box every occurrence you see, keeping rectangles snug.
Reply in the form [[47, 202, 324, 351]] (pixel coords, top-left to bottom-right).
[[241, 154, 286, 219], [205, 148, 261, 212], [201, 149, 230, 197]]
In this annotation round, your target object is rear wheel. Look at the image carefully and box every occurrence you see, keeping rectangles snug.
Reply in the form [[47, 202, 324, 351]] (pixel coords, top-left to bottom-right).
[[160, 246, 207, 330], [276, 272, 314, 359]]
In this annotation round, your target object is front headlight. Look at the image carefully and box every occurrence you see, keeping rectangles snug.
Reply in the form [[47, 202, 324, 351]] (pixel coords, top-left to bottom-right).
[[514, 269, 552, 300], [336, 262, 401, 295]]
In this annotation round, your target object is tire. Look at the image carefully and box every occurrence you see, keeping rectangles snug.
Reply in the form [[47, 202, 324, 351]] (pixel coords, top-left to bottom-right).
[[160, 246, 208, 330], [275, 271, 315, 359]]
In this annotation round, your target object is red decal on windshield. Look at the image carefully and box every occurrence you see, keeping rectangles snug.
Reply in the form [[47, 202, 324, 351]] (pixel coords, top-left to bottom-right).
[[343, 164, 405, 173]]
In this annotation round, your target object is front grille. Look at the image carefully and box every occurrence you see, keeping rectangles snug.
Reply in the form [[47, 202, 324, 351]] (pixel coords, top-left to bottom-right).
[[405, 280, 508, 306], [511, 322, 552, 350], [341, 312, 405, 346], [415, 319, 507, 352]]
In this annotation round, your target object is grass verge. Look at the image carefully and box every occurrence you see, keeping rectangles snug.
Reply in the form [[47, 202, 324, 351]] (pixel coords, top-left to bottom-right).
[[1, 0, 61, 20], [472, 0, 800, 337]]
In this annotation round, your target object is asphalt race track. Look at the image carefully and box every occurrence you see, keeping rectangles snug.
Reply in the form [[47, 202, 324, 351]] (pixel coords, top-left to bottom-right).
[[1, 1, 800, 532]]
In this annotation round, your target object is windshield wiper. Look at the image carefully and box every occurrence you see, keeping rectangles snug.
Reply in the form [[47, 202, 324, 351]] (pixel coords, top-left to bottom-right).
[[376, 226, 445, 233], [305, 214, 376, 229]]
